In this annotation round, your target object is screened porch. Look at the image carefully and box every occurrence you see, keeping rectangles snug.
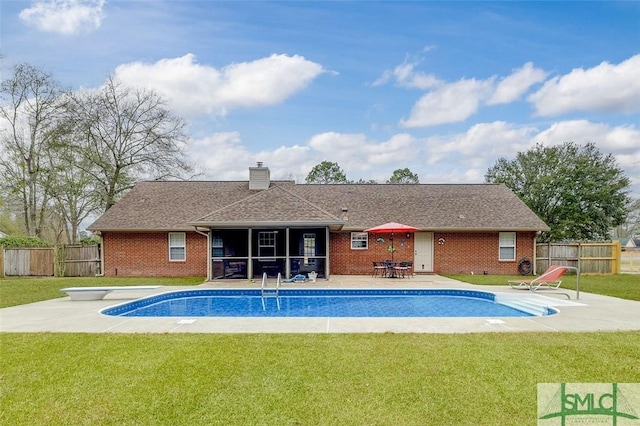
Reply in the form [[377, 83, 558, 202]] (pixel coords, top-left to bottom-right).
[[208, 227, 328, 280]]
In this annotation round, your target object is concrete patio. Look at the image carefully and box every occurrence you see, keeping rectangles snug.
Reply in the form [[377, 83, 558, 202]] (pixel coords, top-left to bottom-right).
[[1, 274, 639, 334]]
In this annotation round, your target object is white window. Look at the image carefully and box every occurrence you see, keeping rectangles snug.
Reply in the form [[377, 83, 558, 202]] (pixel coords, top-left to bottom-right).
[[351, 232, 368, 250], [169, 232, 186, 261], [303, 233, 316, 265], [212, 235, 224, 258], [259, 231, 276, 260], [499, 232, 516, 261]]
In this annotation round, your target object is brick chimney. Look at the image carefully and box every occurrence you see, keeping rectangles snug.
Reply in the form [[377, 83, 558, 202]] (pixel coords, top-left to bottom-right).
[[249, 162, 270, 190]]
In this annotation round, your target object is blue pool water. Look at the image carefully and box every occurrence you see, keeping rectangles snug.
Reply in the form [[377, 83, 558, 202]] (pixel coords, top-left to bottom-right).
[[101, 289, 552, 318]]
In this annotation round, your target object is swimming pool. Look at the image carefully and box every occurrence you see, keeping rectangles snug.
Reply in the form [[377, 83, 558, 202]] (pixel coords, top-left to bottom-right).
[[101, 289, 557, 318]]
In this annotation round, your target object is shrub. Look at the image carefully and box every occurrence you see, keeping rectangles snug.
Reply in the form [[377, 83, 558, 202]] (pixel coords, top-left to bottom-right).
[[0, 236, 49, 248]]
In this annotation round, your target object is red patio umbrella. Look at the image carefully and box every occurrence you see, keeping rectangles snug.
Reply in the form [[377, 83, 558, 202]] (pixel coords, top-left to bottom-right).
[[364, 222, 420, 260]]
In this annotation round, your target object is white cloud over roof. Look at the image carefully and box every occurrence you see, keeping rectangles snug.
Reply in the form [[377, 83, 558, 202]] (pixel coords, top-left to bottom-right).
[[113, 54, 326, 117], [487, 62, 548, 105], [308, 132, 416, 171], [423, 121, 538, 166], [19, 0, 105, 35], [400, 78, 495, 127], [529, 54, 640, 116], [187, 119, 638, 192]]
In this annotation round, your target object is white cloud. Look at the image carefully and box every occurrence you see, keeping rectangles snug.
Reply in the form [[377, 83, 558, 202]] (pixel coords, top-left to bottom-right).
[[188, 119, 639, 195], [113, 53, 326, 117], [373, 59, 441, 90], [399, 78, 495, 127], [487, 62, 548, 105], [386, 55, 638, 129], [534, 120, 640, 152], [423, 121, 538, 166], [308, 132, 417, 172], [418, 119, 639, 194], [529, 54, 640, 116], [189, 132, 253, 180], [189, 132, 313, 182], [19, 0, 105, 35], [534, 120, 640, 195], [377, 58, 547, 127]]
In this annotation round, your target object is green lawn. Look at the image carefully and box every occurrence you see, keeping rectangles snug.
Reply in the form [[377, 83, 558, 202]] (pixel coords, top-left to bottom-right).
[[0, 276, 204, 308], [2, 332, 639, 425], [447, 273, 640, 301]]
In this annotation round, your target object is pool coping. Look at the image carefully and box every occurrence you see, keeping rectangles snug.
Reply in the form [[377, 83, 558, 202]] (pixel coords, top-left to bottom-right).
[[1, 275, 639, 334], [100, 287, 538, 318]]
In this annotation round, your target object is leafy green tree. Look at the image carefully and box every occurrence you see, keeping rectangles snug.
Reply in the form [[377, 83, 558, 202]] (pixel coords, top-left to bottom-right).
[[387, 168, 419, 184], [78, 231, 101, 245], [305, 161, 348, 184], [485, 142, 630, 242]]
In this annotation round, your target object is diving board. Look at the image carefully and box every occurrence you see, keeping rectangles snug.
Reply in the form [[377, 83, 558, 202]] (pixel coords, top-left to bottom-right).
[[61, 286, 161, 301]]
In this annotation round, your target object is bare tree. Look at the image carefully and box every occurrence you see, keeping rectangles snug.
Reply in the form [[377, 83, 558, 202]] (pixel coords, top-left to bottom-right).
[[47, 144, 102, 243], [0, 63, 69, 238], [613, 198, 640, 238], [70, 76, 192, 210]]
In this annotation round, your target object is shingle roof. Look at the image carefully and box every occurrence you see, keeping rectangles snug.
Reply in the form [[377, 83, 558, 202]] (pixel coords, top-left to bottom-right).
[[88, 181, 550, 232], [190, 185, 344, 227]]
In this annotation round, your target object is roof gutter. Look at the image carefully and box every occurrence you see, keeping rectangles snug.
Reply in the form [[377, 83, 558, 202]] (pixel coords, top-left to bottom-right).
[[342, 226, 550, 232], [193, 226, 209, 238], [187, 220, 345, 230]]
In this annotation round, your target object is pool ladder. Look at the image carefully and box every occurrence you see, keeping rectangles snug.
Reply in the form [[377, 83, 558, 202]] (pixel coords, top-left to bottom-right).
[[261, 272, 281, 310]]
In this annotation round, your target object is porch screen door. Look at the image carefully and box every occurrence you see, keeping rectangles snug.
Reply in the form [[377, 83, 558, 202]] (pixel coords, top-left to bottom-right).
[[303, 233, 316, 266]]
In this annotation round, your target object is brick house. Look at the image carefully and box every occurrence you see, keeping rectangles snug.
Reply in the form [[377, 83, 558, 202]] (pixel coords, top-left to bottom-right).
[[87, 164, 549, 279]]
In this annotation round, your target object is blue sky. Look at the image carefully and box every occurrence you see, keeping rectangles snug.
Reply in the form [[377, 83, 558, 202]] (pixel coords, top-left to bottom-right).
[[2, 1, 640, 195]]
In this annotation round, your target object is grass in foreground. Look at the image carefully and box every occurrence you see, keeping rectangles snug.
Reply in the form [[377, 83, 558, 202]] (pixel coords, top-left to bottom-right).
[[2, 332, 639, 425], [447, 273, 640, 301], [0, 276, 204, 308]]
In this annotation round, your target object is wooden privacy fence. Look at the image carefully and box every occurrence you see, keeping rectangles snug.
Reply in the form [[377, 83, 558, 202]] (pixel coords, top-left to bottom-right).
[[1, 248, 54, 276], [1, 244, 100, 277], [55, 244, 101, 277], [621, 250, 640, 273], [536, 241, 621, 275]]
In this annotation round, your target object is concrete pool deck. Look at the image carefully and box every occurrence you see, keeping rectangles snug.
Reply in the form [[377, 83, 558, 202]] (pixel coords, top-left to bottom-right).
[[1, 274, 639, 334]]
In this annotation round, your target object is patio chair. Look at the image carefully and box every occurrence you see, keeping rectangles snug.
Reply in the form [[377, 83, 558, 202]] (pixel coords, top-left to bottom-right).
[[508, 265, 568, 291], [393, 262, 409, 278], [405, 261, 413, 278], [373, 261, 387, 277]]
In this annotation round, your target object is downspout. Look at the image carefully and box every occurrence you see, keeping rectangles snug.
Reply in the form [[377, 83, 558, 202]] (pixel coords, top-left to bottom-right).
[[533, 231, 540, 275], [325, 227, 330, 279], [248, 228, 253, 279], [194, 227, 211, 280], [95, 231, 104, 277], [285, 227, 290, 278]]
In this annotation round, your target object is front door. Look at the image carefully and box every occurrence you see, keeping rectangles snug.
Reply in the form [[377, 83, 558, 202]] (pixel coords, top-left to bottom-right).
[[413, 232, 433, 273]]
